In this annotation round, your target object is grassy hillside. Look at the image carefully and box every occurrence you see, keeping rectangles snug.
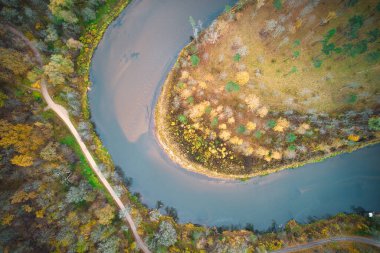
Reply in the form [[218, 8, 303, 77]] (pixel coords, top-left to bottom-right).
[[156, 0, 380, 177]]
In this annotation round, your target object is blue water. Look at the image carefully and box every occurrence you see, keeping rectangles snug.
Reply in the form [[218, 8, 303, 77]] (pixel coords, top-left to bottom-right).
[[89, 0, 380, 229]]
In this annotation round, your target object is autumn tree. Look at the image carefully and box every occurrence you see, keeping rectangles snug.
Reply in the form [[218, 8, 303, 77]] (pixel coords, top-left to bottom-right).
[[0, 91, 8, 107], [0, 120, 47, 166], [43, 54, 74, 86], [40, 142, 60, 161], [11, 154, 34, 167], [0, 47, 32, 80], [49, 0, 78, 24], [95, 204, 115, 225]]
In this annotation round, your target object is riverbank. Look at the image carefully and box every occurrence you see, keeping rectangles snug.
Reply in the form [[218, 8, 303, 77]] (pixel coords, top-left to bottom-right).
[[76, 0, 130, 172], [155, 0, 380, 180], [155, 49, 380, 180]]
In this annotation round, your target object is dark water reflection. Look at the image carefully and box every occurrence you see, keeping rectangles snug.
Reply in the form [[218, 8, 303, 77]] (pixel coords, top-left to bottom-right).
[[89, 0, 380, 229]]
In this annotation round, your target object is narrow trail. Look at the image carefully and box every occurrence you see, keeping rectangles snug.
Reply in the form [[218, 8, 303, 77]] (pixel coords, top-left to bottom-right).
[[270, 236, 380, 253], [3, 24, 151, 253]]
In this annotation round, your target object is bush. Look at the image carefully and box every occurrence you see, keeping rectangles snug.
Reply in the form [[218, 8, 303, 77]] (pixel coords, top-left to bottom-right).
[[286, 133, 297, 143], [346, 15, 364, 40], [178, 114, 187, 124], [155, 221, 177, 247], [312, 58, 322, 68], [164, 206, 178, 222], [236, 125, 246, 134], [267, 119, 276, 129], [190, 54, 200, 66], [366, 51, 380, 63], [225, 81, 240, 92], [346, 94, 357, 104], [233, 53, 241, 62], [273, 0, 282, 10], [368, 117, 380, 131]]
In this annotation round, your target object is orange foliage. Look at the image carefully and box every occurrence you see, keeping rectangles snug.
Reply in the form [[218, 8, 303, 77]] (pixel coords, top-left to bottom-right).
[[348, 134, 360, 142], [11, 154, 34, 167]]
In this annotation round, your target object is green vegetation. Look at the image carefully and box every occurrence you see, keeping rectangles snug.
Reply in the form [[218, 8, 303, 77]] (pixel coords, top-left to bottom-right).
[[225, 81, 240, 92], [368, 117, 380, 131], [273, 0, 283, 10], [60, 135, 103, 189]]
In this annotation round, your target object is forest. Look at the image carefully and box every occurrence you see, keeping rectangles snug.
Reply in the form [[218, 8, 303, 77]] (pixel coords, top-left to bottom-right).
[[0, 0, 379, 252]]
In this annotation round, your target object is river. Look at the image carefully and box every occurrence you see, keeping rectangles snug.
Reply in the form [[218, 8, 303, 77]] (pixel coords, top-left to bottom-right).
[[89, 0, 380, 229]]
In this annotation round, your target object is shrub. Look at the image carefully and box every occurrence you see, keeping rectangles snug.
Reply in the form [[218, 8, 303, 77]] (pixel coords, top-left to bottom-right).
[[274, 118, 290, 132], [95, 204, 115, 225], [258, 106, 268, 118], [346, 15, 364, 40], [43, 54, 74, 86], [366, 51, 380, 63], [255, 130, 262, 139], [11, 154, 33, 167], [273, 0, 282, 10], [178, 114, 187, 124], [313, 58, 322, 68], [236, 125, 246, 134], [233, 53, 241, 62], [224, 4, 232, 13], [347, 134, 360, 142], [235, 71, 250, 85], [186, 96, 194, 104], [368, 117, 380, 131], [164, 206, 178, 222], [267, 119, 276, 129], [0, 91, 7, 107], [211, 117, 218, 128], [246, 122, 256, 131], [346, 94, 357, 104], [190, 54, 200, 66], [286, 133, 297, 143], [155, 221, 177, 248], [225, 81, 240, 92], [343, 40, 368, 57], [367, 28, 379, 43], [289, 66, 298, 74], [345, 0, 358, 7]]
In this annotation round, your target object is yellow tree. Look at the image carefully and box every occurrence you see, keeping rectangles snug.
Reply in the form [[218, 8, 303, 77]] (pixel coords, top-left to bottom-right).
[[95, 204, 115, 225]]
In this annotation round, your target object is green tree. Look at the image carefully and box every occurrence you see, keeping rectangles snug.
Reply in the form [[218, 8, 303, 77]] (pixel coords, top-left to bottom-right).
[[368, 117, 380, 131], [81, 7, 96, 22], [43, 54, 74, 86]]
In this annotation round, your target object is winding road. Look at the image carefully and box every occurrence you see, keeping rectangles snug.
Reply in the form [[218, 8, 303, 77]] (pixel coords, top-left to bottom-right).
[[3, 24, 151, 253], [270, 236, 380, 253]]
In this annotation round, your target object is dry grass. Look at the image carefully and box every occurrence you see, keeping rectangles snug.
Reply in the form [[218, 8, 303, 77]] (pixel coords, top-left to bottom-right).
[[155, 0, 380, 176]]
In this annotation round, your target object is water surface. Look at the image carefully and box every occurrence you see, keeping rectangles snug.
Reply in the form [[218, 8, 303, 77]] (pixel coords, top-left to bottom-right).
[[89, 0, 380, 229]]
